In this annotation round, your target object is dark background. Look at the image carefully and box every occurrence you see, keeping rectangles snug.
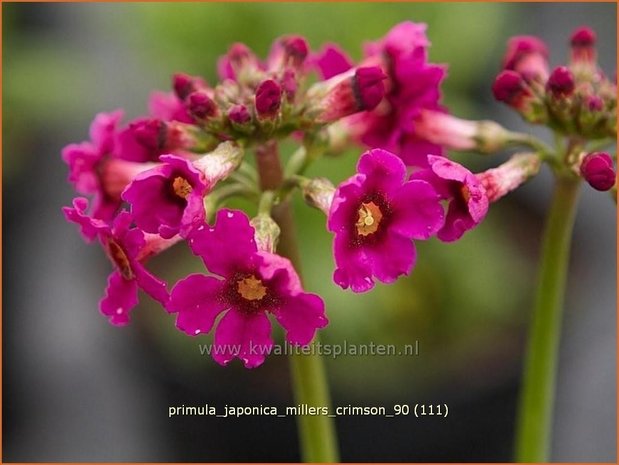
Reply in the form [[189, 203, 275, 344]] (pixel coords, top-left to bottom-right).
[[3, 2, 616, 462]]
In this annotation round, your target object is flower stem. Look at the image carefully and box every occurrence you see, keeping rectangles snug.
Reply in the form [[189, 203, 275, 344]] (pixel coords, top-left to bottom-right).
[[255, 141, 340, 463], [514, 175, 581, 462]]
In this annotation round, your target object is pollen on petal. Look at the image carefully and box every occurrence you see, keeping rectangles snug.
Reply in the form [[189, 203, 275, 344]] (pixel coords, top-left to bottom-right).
[[172, 176, 193, 199], [237, 275, 267, 301]]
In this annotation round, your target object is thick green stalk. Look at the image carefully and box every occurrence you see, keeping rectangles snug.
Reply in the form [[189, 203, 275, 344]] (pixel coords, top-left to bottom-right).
[[514, 175, 581, 462], [255, 141, 340, 463]]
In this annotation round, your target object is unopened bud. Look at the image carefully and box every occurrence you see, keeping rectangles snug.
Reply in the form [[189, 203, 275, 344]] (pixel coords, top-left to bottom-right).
[[250, 214, 280, 253], [546, 66, 575, 97], [307, 66, 386, 123], [187, 91, 218, 120], [570, 26, 597, 65], [300, 177, 336, 215], [255, 79, 282, 119], [580, 152, 616, 191], [492, 70, 546, 123], [503, 35, 549, 82], [173, 73, 206, 101], [228, 104, 251, 125], [268, 35, 309, 72]]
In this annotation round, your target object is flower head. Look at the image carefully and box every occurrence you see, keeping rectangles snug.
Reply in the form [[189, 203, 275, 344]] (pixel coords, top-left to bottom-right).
[[412, 155, 489, 242], [167, 209, 328, 368], [63, 198, 173, 325], [344, 22, 448, 167], [62, 110, 151, 220], [328, 149, 444, 293], [122, 142, 243, 238]]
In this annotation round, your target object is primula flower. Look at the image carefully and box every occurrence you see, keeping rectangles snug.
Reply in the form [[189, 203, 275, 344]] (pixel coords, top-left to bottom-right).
[[412, 155, 489, 242], [62, 110, 152, 220], [122, 141, 243, 239], [167, 209, 328, 368], [346, 22, 448, 167], [63, 197, 173, 325], [328, 149, 445, 293]]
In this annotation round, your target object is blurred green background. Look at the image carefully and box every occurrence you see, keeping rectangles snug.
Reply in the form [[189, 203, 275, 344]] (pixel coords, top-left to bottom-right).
[[3, 2, 616, 462]]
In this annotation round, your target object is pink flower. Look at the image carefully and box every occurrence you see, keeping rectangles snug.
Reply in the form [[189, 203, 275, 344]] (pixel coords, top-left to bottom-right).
[[345, 22, 448, 167], [167, 209, 328, 368], [63, 197, 174, 325], [412, 155, 488, 242], [62, 110, 151, 220], [328, 149, 445, 293], [122, 142, 243, 238]]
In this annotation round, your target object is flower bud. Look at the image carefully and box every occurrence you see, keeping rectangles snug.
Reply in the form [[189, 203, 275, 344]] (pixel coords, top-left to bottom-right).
[[414, 110, 512, 154], [492, 70, 546, 123], [546, 66, 575, 97], [250, 214, 281, 253], [187, 91, 218, 120], [228, 104, 251, 125], [570, 26, 597, 65], [280, 69, 298, 100], [503, 35, 549, 82], [255, 79, 282, 119], [477, 153, 541, 202], [218, 43, 262, 82], [173, 73, 206, 101], [579, 152, 616, 191], [300, 177, 336, 215], [306, 66, 386, 123], [268, 35, 309, 72]]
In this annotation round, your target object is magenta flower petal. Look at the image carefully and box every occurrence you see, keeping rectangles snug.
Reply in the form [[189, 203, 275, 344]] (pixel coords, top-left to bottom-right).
[[62, 197, 109, 242], [390, 179, 445, 239], [437, 201, 476, 242], [329, 149, 444, 292], [313, 44, 354, 79], [100, 271, 139, 326], [188, 209, 258, 277], [213, 310, 273, 368], [357, 148, 407, 196], [365, 230, 417, 284], [122, 155, 207, 238], [275, 293, 327, 346], [332, 234, 375, 293], [89, 109, 123, 156], [167, 274, 228, 335]]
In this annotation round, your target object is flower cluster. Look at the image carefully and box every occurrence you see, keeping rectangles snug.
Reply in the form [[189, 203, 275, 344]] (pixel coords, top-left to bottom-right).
[[62, 22, 615, 368], [492, 28, 617, 140]]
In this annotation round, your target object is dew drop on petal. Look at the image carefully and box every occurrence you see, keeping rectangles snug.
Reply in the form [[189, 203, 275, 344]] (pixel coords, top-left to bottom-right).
[[227, 211, 234, 218], [194, 329, 201, 335], [116, 307, 123, 314]]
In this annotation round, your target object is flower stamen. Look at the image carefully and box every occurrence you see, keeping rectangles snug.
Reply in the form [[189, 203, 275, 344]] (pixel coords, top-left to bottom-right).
[[172, 176, 193, 199], [237, 275, 267, 301], [356, 201, 383, 236]]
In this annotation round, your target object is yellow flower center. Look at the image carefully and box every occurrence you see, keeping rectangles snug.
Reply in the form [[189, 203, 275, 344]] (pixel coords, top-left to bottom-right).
[[172, 176, 193, 199], [356, 201, 383, 236], [237, 275, 267, 301], [106, 239, 134, 280]]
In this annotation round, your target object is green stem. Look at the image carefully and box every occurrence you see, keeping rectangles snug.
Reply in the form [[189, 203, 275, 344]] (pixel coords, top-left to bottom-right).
[[514, 175, 581, 462], [255, 141, 340, 463]]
